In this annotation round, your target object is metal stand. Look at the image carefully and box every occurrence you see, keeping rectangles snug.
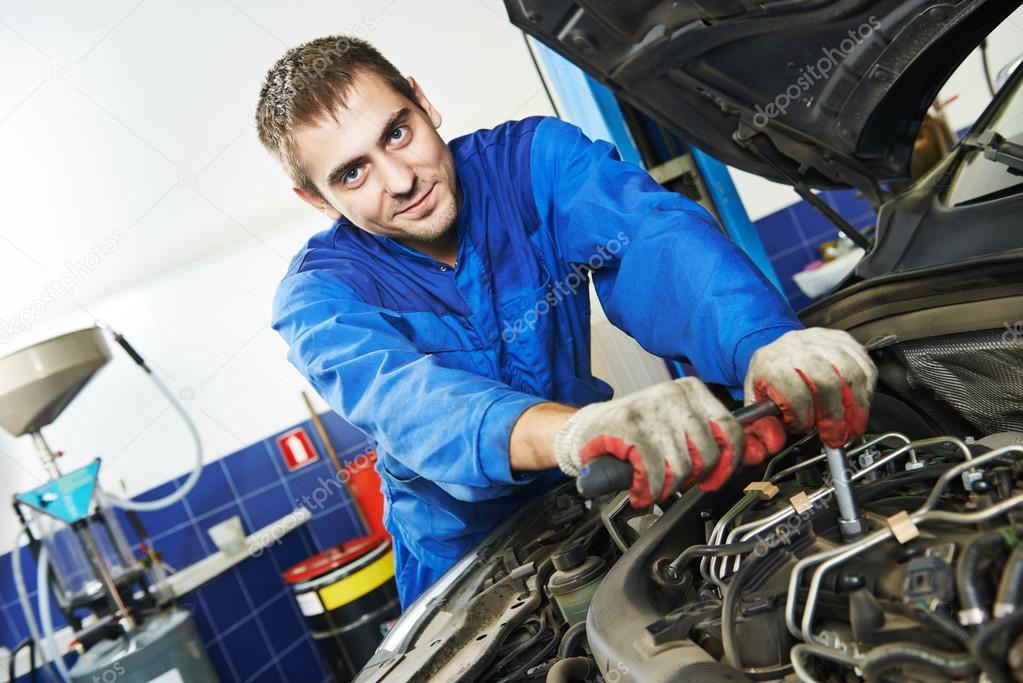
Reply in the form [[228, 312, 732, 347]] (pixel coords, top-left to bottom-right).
[[32, 430, 62, 479], [74, 523, 137, 631]]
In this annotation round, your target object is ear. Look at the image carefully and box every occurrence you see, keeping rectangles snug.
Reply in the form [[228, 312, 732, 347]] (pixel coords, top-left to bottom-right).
[[407, 76, 442, 129], [293, 186, 342, 220]]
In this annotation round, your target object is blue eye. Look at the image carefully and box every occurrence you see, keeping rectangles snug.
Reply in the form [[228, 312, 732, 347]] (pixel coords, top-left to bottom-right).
[[344, 167, 362, 183], [390, 126, 407, 142]]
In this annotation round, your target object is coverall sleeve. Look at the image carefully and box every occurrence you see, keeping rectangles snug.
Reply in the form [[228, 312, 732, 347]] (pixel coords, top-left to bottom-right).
[[272, 268, 547, 501], [530, 118, 802, 388]]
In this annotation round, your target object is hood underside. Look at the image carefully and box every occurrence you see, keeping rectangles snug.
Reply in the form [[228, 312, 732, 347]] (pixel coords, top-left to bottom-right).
[[505, 0, 1020, 201]]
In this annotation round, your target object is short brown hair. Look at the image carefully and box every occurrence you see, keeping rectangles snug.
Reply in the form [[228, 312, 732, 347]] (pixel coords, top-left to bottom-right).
[[255, 35, 416, 195]]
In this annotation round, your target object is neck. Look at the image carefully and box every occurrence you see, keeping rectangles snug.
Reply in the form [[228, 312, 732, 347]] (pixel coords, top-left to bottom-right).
[[422, 234, 458, 267], [393, 222, 458, 266]]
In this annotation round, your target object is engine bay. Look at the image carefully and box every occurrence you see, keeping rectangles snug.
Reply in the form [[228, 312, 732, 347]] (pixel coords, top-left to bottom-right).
[[621, 429, 1023, 683], [360, 420, 1023, 682], [555, 429, 1023, 682], [352, 306, 1023, 683]]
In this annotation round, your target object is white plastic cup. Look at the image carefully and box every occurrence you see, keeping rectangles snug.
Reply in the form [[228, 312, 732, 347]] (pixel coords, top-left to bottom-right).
[[207, 516, 246, 555]]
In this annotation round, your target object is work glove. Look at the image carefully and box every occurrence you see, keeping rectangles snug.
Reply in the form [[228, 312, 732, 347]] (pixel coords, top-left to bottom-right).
[[554, 378, 744, 508], [744, 327, 877, 448]]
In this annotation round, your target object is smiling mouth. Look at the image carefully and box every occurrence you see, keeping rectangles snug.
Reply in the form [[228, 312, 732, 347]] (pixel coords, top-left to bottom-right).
[[396, 184, 435, 217]]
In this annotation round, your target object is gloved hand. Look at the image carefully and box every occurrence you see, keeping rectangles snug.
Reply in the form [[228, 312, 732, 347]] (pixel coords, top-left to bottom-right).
[[743, 327, 877, 448], [554, 378, 743, 508]]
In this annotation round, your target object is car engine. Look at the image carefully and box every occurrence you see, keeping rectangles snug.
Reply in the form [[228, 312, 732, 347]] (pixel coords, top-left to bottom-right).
[[637, 429, 1023, 683], [359, 326, 1023, 683], [440, 425, 1023, 683]]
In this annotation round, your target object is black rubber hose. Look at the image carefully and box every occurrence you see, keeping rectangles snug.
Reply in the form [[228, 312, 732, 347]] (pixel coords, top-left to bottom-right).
[[557, 621, 587, 659], [996, 545, 1023, 616], [856, 463, 953, 503], [504, 605, 561, 680], [720, 529, 811, 669], [545, 656, 598, 683], [956, 528, 1012, 623], [493, 611, 547, 674], [861, 642, 978, 682], [666, 539, 762, 578], [720, 543, 769, 670], [980, 38, 997, 97], [112, 331, 151, 372], [971, 609, 1023, 683]]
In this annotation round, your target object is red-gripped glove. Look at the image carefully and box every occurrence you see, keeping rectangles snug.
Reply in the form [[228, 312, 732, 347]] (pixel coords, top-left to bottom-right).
[[743, 328, 878, 448], [554, 378, 744, 508]]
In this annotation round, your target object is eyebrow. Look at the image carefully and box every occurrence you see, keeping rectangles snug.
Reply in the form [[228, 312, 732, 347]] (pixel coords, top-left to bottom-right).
[[324, 107, 412, 186]]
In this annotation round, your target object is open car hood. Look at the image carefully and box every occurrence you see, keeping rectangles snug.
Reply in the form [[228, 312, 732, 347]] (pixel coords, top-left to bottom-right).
[[504, 0, 1020, 203]]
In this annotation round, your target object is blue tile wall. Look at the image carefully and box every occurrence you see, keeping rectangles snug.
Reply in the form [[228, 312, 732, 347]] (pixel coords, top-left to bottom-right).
[[1, 411, 375, 683], [753, 188, 876, 311]]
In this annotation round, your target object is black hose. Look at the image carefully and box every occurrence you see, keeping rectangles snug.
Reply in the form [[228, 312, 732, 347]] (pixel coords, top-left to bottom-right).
[[720, 543, 769, 670], [545, 656, 598, 683], [996, 545, 1023, 616], [971, 609, 1023, 683], [8, 637, 37, 683], [495, 605, 562, 682], [762, 432, 818, 480], [666, 539, 762, 578], [861, 642, 978, 682], [980, 38, 997, 97], [112, 331, 151, 372], [720, 528, 811, 670], [493, 612, 547, 674], [557, 621, 587, 659], [856, 463, 953, 503], [955, 528, 1012, 624]]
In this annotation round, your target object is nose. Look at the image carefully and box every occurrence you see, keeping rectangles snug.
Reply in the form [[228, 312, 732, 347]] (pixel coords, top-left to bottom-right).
[[376, 153, 416, 198]]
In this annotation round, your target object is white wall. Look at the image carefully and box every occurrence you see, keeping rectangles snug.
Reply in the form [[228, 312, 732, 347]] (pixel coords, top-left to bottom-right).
[[0, 0, 558, 318], [0, 0, 556, 549], [0, 218, 316, 544]]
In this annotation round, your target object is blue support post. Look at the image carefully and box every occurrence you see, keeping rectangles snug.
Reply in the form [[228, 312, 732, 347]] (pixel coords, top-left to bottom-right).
[[689, 147, 783, 291], [532, 43, 643, 167]]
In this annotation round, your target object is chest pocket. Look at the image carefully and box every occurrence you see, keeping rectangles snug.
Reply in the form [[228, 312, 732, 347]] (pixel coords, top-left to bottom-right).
[[496, 269, 558, 396]]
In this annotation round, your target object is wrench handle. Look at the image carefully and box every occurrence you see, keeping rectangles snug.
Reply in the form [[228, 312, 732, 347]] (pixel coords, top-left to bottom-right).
[[575, 399, 781, 499]]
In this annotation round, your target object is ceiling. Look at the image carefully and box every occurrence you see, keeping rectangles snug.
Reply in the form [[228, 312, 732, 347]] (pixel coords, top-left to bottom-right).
[[0, 0, 553, 330]]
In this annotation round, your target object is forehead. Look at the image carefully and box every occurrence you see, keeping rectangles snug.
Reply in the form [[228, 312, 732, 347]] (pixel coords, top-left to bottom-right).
[[292, 70, 410, 181]]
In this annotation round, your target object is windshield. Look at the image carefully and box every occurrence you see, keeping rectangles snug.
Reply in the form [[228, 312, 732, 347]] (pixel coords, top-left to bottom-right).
[[947, 70, 1023, 206]]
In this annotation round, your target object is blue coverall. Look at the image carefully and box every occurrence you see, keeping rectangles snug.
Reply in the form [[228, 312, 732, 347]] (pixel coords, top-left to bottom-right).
[[271, 116, 801, 608]]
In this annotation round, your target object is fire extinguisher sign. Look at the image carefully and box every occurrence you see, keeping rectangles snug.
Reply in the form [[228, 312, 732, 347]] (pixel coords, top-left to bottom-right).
[[277, 428, 319, 471]]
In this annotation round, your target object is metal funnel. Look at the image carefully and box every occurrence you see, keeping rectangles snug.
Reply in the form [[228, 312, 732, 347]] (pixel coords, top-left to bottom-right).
[[0, 327, 111, 437]]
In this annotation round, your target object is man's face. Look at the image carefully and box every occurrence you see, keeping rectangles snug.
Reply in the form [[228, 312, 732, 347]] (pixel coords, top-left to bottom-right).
[[290, 70, 459, 250]]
